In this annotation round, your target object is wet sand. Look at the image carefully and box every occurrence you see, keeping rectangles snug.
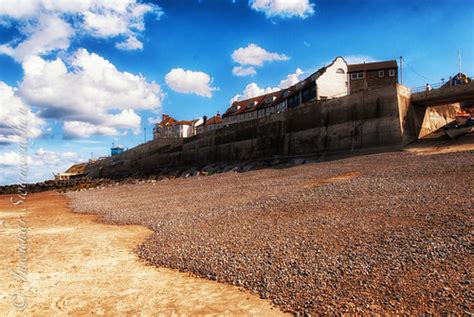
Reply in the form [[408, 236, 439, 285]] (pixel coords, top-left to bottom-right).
[[0, 191, 285, 316]]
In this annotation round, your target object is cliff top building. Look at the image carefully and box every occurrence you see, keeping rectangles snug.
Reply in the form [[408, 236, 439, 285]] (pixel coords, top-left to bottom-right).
[[222, 56, 349, 124], [347, 60, 398, 94]]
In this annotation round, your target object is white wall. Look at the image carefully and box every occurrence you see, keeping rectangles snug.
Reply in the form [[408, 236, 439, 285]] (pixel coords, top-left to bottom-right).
[[182, 125, 193, 138], [192, 117, 204, 136], [316, 57, 348, 99]]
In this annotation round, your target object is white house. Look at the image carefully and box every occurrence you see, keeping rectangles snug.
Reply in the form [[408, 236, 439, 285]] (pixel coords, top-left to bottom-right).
[[153, 114, 194, 139], [222, 56, 349, 123], [312, 56, 348, 100]]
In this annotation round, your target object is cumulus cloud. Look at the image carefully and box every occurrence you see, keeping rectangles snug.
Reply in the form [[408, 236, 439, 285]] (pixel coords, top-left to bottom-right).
[[229, 82, 279, 104], [232, 66, 257, 77], [63, 122, 121, 139], [278, 68, 304, 88], [232, 43, 288, 67], [0, 0, 161, 59], [229, 68, 305, 104], [165, 68, 218, 98], [0, 81, 44, 145], [0, 148, 86, 185], [0, 14, 74, 62], [18, 48, 163, 138], [250, 0, 315, 19], [115, 35, 143, 50]]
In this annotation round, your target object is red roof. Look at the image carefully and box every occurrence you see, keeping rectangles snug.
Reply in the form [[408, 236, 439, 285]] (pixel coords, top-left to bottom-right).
[[158, 115, 176, 127], [223, 92, 280, 117], [158, 115, 192, 126], [222, 56, 348, 117], [206, 115, 223, 125]]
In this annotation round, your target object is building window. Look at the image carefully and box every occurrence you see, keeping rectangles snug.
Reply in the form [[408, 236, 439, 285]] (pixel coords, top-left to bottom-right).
[[302, 85, 316, 103], [336, 68, 345, 74], [389, 69, 395, 77], [350, 72, 364, 80], [287, 94, 301, 108], [378, 70, 384, 78], [277, 101, 287, 113]]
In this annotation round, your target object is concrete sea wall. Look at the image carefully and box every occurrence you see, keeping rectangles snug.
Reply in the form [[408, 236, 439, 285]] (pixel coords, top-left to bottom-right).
[[87, 84, 419, 178]]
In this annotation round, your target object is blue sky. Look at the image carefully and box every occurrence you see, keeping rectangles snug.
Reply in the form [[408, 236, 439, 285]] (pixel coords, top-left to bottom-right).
[[0, 0, 473, 185]]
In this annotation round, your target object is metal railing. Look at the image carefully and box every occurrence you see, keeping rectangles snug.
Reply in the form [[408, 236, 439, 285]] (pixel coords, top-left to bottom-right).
[[411, 76, 474, 93]]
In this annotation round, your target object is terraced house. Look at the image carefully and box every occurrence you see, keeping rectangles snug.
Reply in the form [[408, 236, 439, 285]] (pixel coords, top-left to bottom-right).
[[154, 57, 400, 139], [153, 115, 204, 139], [222, 56, 349, 124], [347, 60, 398, 94]]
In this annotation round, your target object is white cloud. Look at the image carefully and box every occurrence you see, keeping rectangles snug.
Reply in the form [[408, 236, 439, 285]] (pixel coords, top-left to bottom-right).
[[0, 14, 74, 62], [18, 48, 163, 138], [0, 148, 86, 185], [0, 0, 161, 58], [0, 0, 91, 19], [232, 66, 257, 77], [165, 68, 218, 98], [115, 35, 143, 50], [229, 68, 305, 104], [83, 11, 128, 37], [0, 81, 44, 145], [278, 68, 304, 88], [230, 83, 279, 105], [63, 122, 121, 139], [250, 0, 315, 19], [344, 55, 377, 64], [232, 43, 288, 66]]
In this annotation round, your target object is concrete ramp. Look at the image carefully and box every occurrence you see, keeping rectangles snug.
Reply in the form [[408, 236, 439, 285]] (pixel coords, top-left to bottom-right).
[[412, 81, 474, 107]]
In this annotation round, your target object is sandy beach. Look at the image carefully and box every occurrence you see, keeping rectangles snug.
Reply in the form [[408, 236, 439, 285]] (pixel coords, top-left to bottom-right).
[[0, 191, 284, 316]]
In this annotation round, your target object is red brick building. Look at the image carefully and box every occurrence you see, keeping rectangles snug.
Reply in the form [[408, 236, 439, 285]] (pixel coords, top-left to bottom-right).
[[348, 60, 398, 94]]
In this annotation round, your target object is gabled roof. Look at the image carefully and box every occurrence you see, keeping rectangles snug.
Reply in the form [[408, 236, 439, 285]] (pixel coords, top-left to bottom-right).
[[222, 56, 346, 116], [257, 90, 285, 110], [348, 60, 397, 73], [223, 94, 267, 117], [158, 115, 193, 127], [158, 115, 176, 127]]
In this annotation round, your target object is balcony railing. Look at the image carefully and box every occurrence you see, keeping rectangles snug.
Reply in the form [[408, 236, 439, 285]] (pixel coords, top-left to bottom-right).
[[411, 76, 474, 93]]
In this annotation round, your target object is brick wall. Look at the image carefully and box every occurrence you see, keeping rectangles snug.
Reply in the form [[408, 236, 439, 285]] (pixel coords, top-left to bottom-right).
[[349, 69, 398, 94]]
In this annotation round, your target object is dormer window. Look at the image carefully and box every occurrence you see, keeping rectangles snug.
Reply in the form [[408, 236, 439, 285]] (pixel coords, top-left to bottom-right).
[[265, 96, 275, 103], [336, 68, 345, 74]]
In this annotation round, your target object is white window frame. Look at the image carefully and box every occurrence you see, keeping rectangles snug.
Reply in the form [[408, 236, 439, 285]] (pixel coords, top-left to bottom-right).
[[378, 70, 384, 78], [350, 72, 364, 80], [389, 69, 395, 77]]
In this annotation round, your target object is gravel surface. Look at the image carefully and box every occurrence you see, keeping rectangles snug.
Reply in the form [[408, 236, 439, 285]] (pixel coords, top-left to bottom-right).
[[67, 150, 474, 314]]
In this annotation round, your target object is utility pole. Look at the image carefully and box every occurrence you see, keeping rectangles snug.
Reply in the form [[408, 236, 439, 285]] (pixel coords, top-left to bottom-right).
[[458, 49, 462, 75], [399, 56, 403, 85]]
